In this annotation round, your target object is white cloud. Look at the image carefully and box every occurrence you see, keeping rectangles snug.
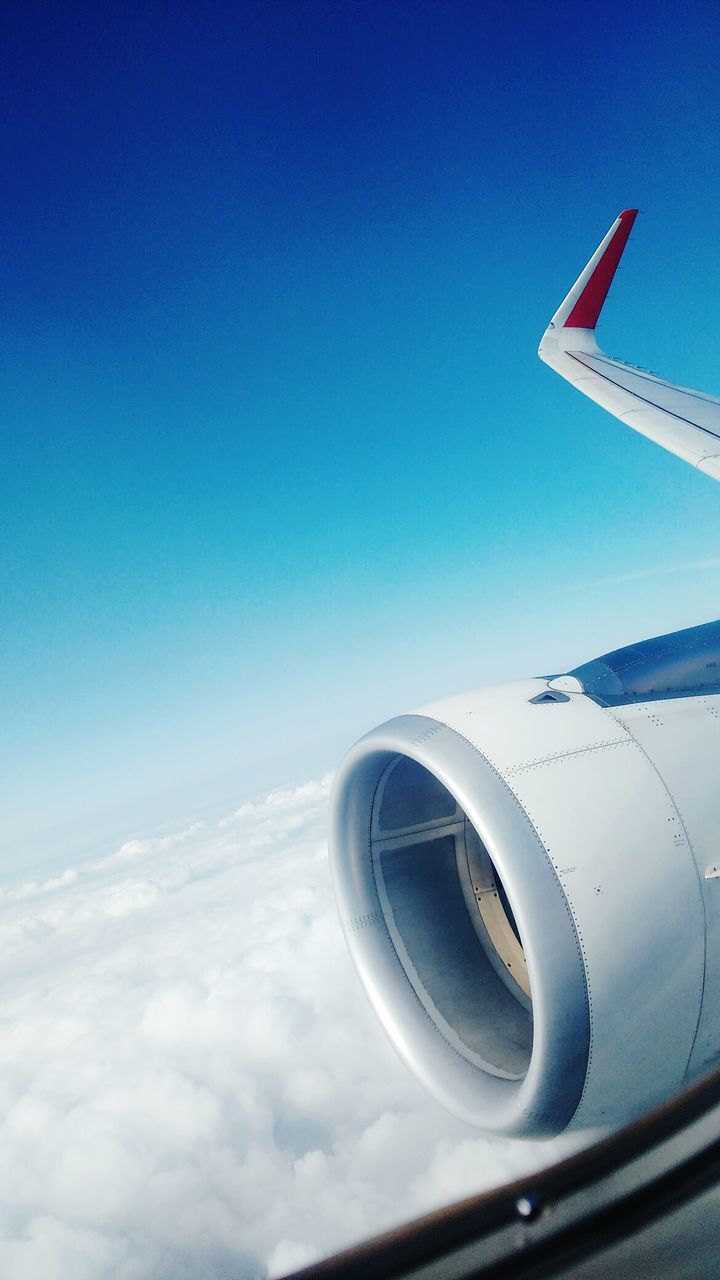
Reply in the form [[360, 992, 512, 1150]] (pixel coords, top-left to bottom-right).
[[0, 774, 574, 1279], [104, 821, 207, 866], [0, 868, 79, 905]]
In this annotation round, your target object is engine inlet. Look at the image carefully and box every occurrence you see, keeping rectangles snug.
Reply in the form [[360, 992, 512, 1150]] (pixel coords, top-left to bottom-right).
[[371, 755, 532, 1078], [330, 710, 591, 1135]]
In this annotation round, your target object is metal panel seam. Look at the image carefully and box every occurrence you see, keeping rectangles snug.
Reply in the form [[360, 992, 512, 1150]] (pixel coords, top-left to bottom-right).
[[505, 738, 630, 776], [594, 703, 707, 1080], [566, 353, 720, 445]]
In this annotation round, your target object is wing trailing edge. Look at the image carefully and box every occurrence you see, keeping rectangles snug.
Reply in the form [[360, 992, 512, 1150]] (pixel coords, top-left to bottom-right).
[[538, 210, 720, 482]]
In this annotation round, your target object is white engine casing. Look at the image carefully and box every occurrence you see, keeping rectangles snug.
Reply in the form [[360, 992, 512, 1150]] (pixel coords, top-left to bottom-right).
[[330, 636, 720, 1137]]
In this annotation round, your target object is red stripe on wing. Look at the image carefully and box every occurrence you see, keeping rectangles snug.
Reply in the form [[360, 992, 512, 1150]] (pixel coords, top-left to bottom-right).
[[564, 208, 638, 329]]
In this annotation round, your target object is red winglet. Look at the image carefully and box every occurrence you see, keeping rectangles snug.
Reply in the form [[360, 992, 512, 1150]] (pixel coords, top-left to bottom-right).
[[563, 208, 638, 329]]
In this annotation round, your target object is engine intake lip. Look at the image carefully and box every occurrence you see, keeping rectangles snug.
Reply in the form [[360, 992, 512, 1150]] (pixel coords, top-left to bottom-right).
[[330, 713, 591, 1136]]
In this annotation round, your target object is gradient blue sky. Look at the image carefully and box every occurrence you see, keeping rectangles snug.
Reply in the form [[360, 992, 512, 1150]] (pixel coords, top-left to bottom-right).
[[4, 0, 720, 872]]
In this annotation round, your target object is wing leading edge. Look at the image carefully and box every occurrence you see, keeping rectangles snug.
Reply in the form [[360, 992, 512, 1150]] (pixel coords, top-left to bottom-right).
[[538, 209, 720, 483]]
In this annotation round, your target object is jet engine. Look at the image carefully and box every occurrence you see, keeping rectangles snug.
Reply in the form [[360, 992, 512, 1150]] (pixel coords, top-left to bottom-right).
[[329, 621, 720, 1137]]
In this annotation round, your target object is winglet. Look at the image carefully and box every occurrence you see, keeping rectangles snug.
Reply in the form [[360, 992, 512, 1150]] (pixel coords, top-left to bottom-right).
[[547, 209, 638, 334], [537, 209, 720, 484]]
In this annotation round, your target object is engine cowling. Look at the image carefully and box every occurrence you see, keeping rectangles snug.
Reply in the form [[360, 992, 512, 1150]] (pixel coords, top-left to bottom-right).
[[329, 621, 720, 1137]]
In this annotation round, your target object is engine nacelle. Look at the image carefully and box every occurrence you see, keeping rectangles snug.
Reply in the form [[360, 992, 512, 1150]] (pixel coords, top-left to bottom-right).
[[329, 622, 720, 1136]]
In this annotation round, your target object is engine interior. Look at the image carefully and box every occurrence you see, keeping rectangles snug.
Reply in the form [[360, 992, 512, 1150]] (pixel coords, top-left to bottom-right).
[[371, 755, 533, 1079]]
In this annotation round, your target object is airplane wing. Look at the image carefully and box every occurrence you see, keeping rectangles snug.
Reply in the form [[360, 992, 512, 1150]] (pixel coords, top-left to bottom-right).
[[324, 207, 720, 1280], [538, 209, 720, 482]]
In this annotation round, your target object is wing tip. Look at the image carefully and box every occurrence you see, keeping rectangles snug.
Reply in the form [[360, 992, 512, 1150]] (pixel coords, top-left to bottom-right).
[[563, 208, 638, 330]]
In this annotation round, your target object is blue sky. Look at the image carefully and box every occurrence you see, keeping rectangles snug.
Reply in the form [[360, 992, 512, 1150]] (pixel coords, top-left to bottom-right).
[[4, 0, 720, 872]]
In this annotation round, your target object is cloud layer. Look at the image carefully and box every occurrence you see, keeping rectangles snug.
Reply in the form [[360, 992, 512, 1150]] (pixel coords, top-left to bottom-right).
[[0, 775, 573, 1279]]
